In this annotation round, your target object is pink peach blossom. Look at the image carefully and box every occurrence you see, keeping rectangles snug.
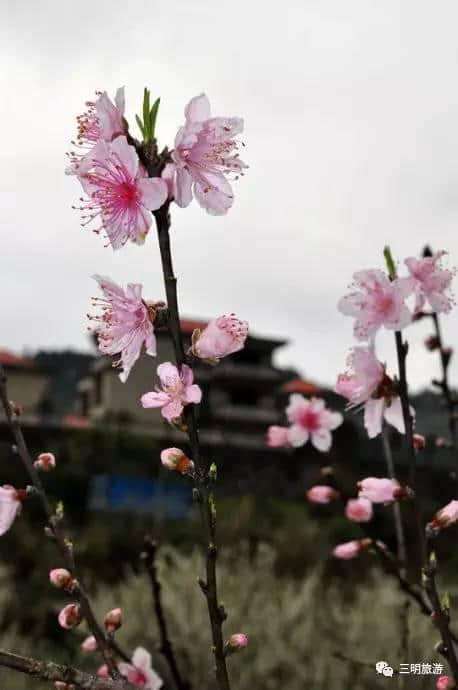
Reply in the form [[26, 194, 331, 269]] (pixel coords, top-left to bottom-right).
[[266, 426, 291, 447], [49, 569, 73, 589], [192, 314, 248, 361], [81, 635, 97, 652], [166, 93, 247, 215], [430, 499, 458, 529], [333, 539, 371, 559], [307, 486, 340, 504], [90, 275, 157, 383], [58, 603, 81, 629], [338, 269, 413, 340], [0, 486, 22, 536], [75, 136, 167, 249], [225, 633, 248, 655], [141, 363, 202, 422], [345, 497, 373, 523], [118, 647, 162, 690], [34, 452, 56, 471], [358, 477, 402, 504], [437, 676, 454, 689], [160, 448, 194, 474], [67, 87, 126, 175], [405, 251, 455, 314], [285, 396, 343, 452]]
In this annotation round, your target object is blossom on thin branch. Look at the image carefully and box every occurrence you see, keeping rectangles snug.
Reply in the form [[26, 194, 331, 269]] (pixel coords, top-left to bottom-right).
[[285, 395, 343, 451], [141, 362, 202, 421], [191, 314, 248, 361], [0, 485, 22, 536], [118, 647, 163, 690], [405, 251, 455, 314], [89, 275, 159, 382]]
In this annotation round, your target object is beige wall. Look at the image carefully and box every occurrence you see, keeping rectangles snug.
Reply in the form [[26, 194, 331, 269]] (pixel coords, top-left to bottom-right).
[[6, 370, 49, 415]]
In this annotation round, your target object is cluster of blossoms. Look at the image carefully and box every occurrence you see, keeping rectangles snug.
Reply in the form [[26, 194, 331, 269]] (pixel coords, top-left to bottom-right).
[[267, 396, 343, 453], [335, 251, 454, 438]]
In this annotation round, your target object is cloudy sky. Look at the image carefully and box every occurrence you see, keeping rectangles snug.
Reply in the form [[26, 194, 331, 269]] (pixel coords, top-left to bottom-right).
[[2, 0, 458, 391]]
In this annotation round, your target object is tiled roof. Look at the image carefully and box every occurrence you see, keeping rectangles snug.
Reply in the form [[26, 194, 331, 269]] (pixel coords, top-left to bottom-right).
[[0, 351, 33, 369], [280, 378, 319, 396]]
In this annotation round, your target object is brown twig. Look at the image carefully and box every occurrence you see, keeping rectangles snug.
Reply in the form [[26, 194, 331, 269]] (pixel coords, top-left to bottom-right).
[[0, 365, 126, 682], [152, 203, 231, 690], [0, 649, 136, 690], [142, 537, 190, 690], [431, 311, 458, 451]]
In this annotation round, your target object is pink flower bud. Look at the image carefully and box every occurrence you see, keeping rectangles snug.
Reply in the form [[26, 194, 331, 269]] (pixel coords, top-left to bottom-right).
[[430, 500, 458, 530], [358, 477, 407, 504], [333, 538, 371, 559], [437, 676, 454, 690], [58, 603, 81, 629], [413, 434, 425, 450], [192, 315, 248, 361], [345, 498, 373, 523], [160, 448, 194, 474], [225, 633, 248, 655], [81, 635, 97, 652], [266, 426, 290, 448], [97, 665, 109, 678], [306, 486, 340, 504], [49, 568, 73, 590], [34, 452, 56, 471], [443, 347, 454, 365], [104, 607, 122, 632]]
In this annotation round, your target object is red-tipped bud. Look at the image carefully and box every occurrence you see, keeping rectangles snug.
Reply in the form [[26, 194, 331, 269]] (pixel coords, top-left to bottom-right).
[[425, 335, 440, 351], [225, 633, 248, 655], [81, 635, 97, 652], [58, 603, 81, 629], [160, 448, 194, 474], [34, 452, 56, 471], [443, 347, 453, 366], [49, 568, 74, 590], [104, 607, 122, 632], [413, 434, 426, 450]]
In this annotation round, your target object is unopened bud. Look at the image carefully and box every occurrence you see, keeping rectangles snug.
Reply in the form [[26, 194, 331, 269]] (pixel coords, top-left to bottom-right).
[[413, 434, 426, 450], [49, 568, 74, 590], [9, 401, 23, 416], [97, 665, 109, 678], [436, 436, 452, 448], [58, 603, 81, 629], [425, 336, 440, 351], [160, 448, 194, 474], [225, 633, 248, 656], [104, 607, 122, 632], [443, 347, 453, 366], [81, 635, 97, 652], [34, 452, 56, 471]]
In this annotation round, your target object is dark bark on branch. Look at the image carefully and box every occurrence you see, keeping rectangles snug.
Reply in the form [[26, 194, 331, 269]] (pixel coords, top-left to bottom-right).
[[431, 312, 458, 451], [153, 204, 231, 690]]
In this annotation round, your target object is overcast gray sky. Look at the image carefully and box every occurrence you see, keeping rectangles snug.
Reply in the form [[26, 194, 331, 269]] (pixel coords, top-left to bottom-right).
[[2, 0, 458, 391]]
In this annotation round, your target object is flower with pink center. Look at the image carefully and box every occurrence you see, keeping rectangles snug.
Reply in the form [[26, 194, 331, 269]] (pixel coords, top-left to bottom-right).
[[90, 275, 158, 382], [141, 363, 202, 422], [335, 347, 410, 439], [160, 448, 194, 474], [338, 269, 414, 340], [67, 88, 126, 175], [58, 603, 81, 629], [358, 477, 404, 504], [0, 486, 22, 536], [266, 425, 291, 448], [405, 251, 455, 314], [118, 647, 162, 690], [437, 675, 454, 689], [285, 395, 343, 452], [429, 500, 458, 530], [165, 93, 247, 215], [333, 538, 371, 559], [307, 485, 340, 504], [81, 635, 97, 652], [191, 314, 248, 361], [75, 136, 167, 249], [345, 497, 373, 523]]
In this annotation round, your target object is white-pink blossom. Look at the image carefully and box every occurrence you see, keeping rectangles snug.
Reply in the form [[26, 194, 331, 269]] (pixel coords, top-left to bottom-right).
[[405, 251, 455, 314], [333, 539, 371, 560], [81, 635, 97, 652], [266, 426, 291, 447], [338, 269, 413, 340], [90, 275, 157, 382], [192, 314, 248, 361], [306, 486, 340, 504], [0, 486, 22, 536], [358, 477, 402, 504], [75, 136, 167, 249], [49, 569, 73, 590], [118, 647, 163, 690], [285, 396, 343, 452], [141, 363, 202, 422], [345, 497, 373, 523], [160, 448, 194, 474], [34, 452, 56, 471], [165, 93, 247, 215], [430, 500, 458, 529]]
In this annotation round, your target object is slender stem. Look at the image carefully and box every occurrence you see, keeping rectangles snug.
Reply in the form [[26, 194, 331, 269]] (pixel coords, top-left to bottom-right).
[[381, 427, 407, 572], [143, 537, 190, 690], [153, 205, 231, 690], [0, 365, 124, 681], [0, 649, 136, 690], [431, 312, 458, 451]]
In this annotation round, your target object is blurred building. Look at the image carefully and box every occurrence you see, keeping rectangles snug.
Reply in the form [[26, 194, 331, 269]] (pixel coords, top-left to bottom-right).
[[0, 351, 49, 420]]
